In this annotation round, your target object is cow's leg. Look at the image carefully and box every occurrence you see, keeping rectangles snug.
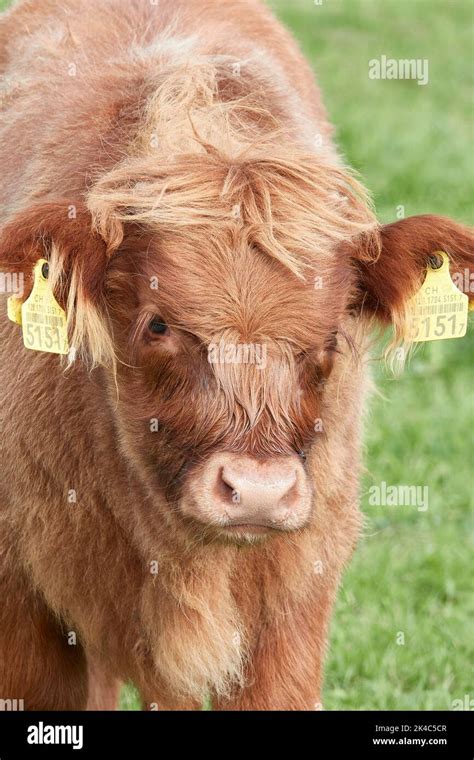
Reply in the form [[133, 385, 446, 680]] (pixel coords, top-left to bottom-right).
[[138, 686, 202, 711], [0, 568, 88, 711], [86, 660, 121, 710], [213, 592, 332, 711]]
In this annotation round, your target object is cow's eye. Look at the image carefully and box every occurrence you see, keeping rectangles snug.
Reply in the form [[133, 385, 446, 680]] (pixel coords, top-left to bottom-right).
[[148, 317, 169, 336]]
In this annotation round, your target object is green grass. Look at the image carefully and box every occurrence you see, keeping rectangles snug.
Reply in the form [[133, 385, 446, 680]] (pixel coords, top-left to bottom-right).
[[2, 0, 472, 711], [325, 333, 474, 710], [273, 0, 474, 223]]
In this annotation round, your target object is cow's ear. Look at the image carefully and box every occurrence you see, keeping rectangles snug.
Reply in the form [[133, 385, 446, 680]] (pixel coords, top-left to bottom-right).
[[349, 214, 474, 330], [0, 200, 122, 364]]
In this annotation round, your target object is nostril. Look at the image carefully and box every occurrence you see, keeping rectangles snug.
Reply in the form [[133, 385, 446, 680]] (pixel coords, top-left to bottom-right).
[[279, 479, 298, 509], [217, 467, 241, 505]]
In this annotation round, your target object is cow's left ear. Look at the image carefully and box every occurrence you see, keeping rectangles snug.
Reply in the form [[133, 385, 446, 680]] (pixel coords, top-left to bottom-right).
[[349, 214, 474, 326], [0, 200, 123, 364], [0, 200, 118, 298]]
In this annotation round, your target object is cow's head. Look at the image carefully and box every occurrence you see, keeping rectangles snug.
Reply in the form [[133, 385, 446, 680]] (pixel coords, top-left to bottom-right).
[[1, 151, 472, 544]]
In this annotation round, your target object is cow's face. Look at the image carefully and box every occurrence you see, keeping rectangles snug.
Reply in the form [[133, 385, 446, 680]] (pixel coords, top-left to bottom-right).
[[104, 225, 353, 543], [1, 155, 471, 544]]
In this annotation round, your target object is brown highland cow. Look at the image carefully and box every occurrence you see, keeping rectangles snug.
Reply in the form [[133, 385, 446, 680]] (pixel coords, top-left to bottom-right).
[[0, 0, 472, 710]]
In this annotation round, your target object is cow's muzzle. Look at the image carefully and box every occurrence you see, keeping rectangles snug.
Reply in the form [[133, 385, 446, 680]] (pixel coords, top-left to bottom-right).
[[182, 452, 313, 538]]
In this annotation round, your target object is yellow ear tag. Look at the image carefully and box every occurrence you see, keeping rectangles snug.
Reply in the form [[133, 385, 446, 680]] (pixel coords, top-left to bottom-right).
[[406, 251, 469, 342], [7, 295, 23, 325], [21, 259, 69, 355]]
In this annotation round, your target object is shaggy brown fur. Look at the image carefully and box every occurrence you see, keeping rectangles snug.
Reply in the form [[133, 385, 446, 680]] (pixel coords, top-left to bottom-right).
[[0, 0, 472, 710]]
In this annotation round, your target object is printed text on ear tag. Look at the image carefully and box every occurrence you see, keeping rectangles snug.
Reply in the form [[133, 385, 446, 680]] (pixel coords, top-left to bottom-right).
[[21, 259, 69, 355], [406, 252, 469, 342]]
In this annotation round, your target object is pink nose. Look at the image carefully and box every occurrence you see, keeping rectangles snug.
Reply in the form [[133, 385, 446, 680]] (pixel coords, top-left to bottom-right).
[[220, 461, 297, 521], [185, 453, 312, 532]]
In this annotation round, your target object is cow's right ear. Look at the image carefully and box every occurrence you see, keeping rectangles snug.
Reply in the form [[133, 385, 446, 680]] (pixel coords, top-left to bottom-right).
[[0, 200, 123, 364], [348, 214, 474, 336]]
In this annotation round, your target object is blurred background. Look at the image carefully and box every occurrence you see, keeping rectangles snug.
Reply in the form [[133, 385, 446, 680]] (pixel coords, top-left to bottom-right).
[[2, 0, 472, 710]]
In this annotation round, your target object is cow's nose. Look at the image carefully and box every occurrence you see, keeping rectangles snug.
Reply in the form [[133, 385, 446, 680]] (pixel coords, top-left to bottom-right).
[[219, 462, 297, 524], [184, 452, 312, 533]]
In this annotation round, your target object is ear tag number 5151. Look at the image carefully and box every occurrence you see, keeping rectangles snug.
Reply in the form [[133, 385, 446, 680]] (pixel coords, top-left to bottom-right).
[[21, 259, 69, 355], [406, 251, 469, 342]]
